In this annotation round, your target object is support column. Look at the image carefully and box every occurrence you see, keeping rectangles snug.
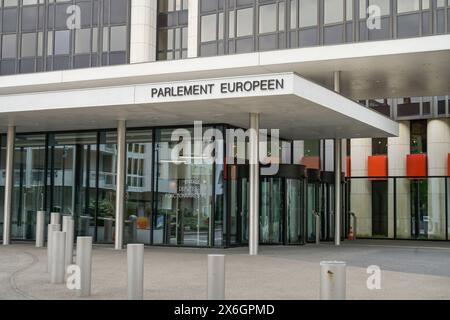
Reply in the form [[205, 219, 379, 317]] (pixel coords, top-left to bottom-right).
[[334, 138, 342, 246], [115, 120, 126, 250], [350, 139, 372, 237], [388, 121, 410, 238], [333, 71, 342, 246], [3, 126, 15, 245], [188, 0, 199, 58], [427, 119, 450, 239], [249, 113, 260, 256], [130, 0, 157, 63]]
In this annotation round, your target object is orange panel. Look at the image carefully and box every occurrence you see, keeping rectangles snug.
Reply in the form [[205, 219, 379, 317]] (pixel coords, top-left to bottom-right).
[[407, 154, 427, 177], [301, 156, 320, 170], [448, 154, 450, 176], [368, 155, 388, 178], [346, 156, 351, 178]]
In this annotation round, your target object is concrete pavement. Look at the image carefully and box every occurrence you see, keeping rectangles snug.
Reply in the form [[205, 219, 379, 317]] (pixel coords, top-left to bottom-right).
[[1, 241, 449, 300]]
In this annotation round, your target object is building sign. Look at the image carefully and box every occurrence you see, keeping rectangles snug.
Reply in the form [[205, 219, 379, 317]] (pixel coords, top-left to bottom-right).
[[151, 78, 285, 98], [135, 73, 293, 104]]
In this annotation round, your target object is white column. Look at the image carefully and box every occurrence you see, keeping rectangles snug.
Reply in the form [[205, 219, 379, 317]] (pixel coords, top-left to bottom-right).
[[388, 121, 410, 238], [333, 71, 342, 246], [350, 139, 372, 237], [115, 120, 126, 250], [293, 141, 304, 164], [249, 113, 260, 256], [130, 0, 157, 63], [324, 140, 334, 172], [334, 139, 342, 245], [427, 119, 450, 239], [207, 255, 225, 300], [2, 126, 15, 245], [50, 231, 66, 284], [188, 0, 199, 58]]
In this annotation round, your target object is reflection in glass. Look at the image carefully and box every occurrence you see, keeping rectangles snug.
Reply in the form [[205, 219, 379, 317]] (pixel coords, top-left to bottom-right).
[[49, 132, 97, 238], [125, 130, 153, 245], [11, 135, 46, 240], [153, 128, 214, 247]]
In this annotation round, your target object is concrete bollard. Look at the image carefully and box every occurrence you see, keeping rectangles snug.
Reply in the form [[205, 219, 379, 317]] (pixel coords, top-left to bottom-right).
[[76, 237, 93, 297], [62, 216, 75, 268], [207, 254, 225, 300], [47, 224, 61, 272], [320, 261, 347, 300], [36, 211, 46, 248], [127, 244, 144, 300], [51, 212, 61, 225], [50, 231, 66, 284]]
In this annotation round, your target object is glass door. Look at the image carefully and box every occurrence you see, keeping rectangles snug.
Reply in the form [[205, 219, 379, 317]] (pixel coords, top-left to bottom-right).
[[49, 132, 97, 238], [228, 164, 249, 246], [260, 177, 283, 244], [411, 179, 428, 239], [306, 170, 320, 242], [11, 135, 46, 240], [286, 178, 304, 244]]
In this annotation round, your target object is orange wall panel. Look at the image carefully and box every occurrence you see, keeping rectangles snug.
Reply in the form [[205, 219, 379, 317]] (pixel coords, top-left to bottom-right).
[[301, 156, 320, 170], [407, 154, 427, 177], [368, 155, 388, 177]]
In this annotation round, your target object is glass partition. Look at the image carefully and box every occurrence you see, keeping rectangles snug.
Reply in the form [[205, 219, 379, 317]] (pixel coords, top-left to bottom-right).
[[97, 131, 117, 244], [349, 177, 394, 239], [153, 128, 214, 247], [48, 132, 97, 238], [10, 134, 46, 240], [124, 130, 153, 245]]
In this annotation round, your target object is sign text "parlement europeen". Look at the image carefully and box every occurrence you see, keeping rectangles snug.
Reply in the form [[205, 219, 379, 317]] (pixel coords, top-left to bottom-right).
[[151, 78, 285, 98]]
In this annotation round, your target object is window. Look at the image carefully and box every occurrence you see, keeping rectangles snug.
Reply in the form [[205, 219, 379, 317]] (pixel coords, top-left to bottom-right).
[[259, 4, 277, 33], [397, 0, 420, 13], [1, 0, 130, 75], [75, 29, 91, 54], [237, 8, 254, 37], [372, 138, 388, 155], [201, 14, 217, 42], [54, 30, 70, 55], [410, 120, 427, 154], [21, 33, 36, 57], [299, 0, 317, 27], [110, 26, 126, 51], [2, 35, 17, 58], [324, 0, 344, 24]]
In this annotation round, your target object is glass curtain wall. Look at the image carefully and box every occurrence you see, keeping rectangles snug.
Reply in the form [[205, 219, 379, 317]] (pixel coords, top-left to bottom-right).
[[48, 132, 97, 238], [10, 134, 46, 240], [124, 130, 153, 245], [349, 176, 448, 240], [153, 127, 215, 247], [96, 131, 117, 244]]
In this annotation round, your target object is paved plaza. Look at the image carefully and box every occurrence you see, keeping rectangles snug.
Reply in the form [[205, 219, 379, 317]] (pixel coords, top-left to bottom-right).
[[1, 240, 450, 300]]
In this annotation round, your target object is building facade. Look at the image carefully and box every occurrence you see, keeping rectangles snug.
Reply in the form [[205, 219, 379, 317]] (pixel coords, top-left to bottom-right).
[[0, 0, 449, 250]]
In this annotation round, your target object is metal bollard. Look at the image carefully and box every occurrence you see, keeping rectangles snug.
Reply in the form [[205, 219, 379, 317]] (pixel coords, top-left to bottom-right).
[[127, 244, 144, 300], [63, 216, 75, 268], [76, 237, 93, 297], [315, 212, 321, 245], [36, 211, 46, 248], [207, 254, 225, 300], [50, 231, 66, 284], [47, 224, 61, 272], [320, 261, 347, 300], [50, 212, 61, 225]]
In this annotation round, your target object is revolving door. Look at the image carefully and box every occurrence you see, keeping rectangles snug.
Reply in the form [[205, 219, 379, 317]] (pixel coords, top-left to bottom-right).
[[227, 164, 307, 246]]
